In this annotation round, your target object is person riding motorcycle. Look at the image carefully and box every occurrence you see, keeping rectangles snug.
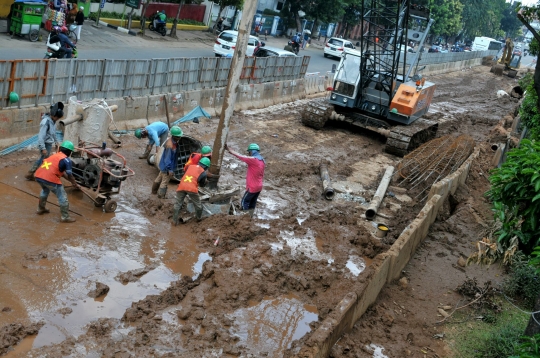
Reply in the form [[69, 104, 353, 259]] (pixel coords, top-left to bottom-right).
[[153, 10, 166, 31], [290, 32, 302, 54], [52, 26, 76, 58]]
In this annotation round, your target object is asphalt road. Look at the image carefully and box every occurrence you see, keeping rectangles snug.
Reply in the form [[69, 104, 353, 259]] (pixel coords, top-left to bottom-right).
[[0, 26, 336, 75]]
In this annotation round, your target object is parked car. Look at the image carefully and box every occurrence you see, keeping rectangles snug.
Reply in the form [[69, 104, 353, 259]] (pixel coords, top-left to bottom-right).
[[213, 30, 263, 57], [428, 45, 441, 53], [513, 49, 522, 56], [324, 37, 355, 59], [254, 46, 297, 57]]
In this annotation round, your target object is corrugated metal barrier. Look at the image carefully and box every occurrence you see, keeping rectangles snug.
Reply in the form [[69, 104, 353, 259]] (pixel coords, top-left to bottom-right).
[[0, 56, 310, 109]]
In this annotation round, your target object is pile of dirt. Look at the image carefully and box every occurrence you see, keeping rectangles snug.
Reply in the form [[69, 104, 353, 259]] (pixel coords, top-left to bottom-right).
[[0, 322, 44, 355]]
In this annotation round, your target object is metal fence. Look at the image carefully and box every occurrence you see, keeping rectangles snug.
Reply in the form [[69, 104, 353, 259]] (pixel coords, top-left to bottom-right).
[[403, 50, 498, 65], [0, 56, 310, 108]]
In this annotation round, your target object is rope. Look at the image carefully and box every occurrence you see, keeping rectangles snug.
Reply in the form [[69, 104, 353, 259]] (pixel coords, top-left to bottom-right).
[[500, 291, 540, 327]]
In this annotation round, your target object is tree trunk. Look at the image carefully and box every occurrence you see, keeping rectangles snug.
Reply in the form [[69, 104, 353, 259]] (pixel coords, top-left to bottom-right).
[[517, 13, 540, 107], [524, 292, 540, 336], [295, 15, 302, 33], [140, 0, 150, 37], [169, 0, 183, 38]]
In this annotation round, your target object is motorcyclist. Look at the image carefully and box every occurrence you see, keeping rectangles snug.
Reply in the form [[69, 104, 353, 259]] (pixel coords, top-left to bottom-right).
[[290, 32, 302, 54], [153, 10, 166, 31], [216, 16, 224, 31], [54, 26, 76, 58]]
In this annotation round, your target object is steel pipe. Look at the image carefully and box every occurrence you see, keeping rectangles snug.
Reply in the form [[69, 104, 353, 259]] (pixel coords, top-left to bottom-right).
[[59, 114, 83, 127], [366, 166, 395, 220], [108, 131, 121, 146], [319, 163, 335, 200]]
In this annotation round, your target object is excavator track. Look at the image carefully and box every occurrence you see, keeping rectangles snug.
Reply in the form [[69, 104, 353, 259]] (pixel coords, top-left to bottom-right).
[[301, 98, 333, 129], [301, 99, 438, 157], [384, 118, 438, 156]]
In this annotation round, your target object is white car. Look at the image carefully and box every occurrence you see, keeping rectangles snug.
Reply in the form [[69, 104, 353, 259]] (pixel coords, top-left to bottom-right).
[[324, 37, 356, 59], [213, 30, 263, 57], [254, 46, 297, 57]]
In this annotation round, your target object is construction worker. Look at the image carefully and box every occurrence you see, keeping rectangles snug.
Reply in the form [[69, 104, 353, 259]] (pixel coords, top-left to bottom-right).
[[225, 143, 265, 218], [152, 125, 183, 198], [134, 121, 169, 159], [25, 102, 64, 180], [172, 157, 210, 225], [184, 145, 212, 171], [34, 140, 80, 223]]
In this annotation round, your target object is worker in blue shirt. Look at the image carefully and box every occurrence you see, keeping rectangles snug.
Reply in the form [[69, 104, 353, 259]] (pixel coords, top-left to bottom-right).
[[134, 121, 170, 159], [152, 126, 183, 198]]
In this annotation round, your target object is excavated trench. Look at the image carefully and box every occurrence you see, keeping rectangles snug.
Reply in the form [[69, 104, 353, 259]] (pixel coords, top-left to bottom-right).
[[0, 66, 523, 357]]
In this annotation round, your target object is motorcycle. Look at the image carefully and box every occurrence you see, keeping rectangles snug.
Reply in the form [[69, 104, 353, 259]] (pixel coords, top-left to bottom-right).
[[148, 12, 167, 36], [290, 40, 301, 55], [44, 34, 77, 59]]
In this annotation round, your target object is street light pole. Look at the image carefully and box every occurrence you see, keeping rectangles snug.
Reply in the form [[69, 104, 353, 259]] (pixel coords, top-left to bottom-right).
[[208, 0, 258, 189]]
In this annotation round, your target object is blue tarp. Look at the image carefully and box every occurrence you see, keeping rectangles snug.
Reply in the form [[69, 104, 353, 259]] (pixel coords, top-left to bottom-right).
[[171, 106, 211, 126]]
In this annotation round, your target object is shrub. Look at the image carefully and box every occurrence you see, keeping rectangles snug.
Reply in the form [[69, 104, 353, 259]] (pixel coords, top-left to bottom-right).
[[520, 83, 540, 140], [503, 255, 540, 309], [488, 139, 540, 254], [510, 334, 540, 358]]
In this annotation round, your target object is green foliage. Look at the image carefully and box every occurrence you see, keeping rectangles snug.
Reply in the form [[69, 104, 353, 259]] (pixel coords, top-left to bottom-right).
[[531, 246, 540, 274], [503, 255, 540, 309], [447, 304, 529, 358], [461, 0, 507, 38], [262, 8, 280, 16], [510, 334, 540, 358], [88, 11, 203, 25], [426, 0, 463, 38], [487, 140, 540, 252], [520, 84, 540, 139], [520, 72, 535, 90], [530, 38, 540, 57], [501, 3, 523, 38]]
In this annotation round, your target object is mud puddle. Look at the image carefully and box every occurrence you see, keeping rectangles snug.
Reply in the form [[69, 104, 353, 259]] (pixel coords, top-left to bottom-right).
[[230, 293, 318, 357]]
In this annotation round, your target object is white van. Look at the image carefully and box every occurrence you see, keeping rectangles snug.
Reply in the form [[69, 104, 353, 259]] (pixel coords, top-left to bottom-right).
[[471, 37, 503, 52]]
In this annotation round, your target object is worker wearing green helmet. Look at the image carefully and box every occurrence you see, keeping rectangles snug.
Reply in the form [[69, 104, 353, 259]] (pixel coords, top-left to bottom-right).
[[34, 140, 81, 223], [25, 102, 65, 181], [225, 142, 265, 218], [152, 125, 184, 198], [184, 145, 212, 171], [134, 121, 171, 160], [172, 156, 211, 225]]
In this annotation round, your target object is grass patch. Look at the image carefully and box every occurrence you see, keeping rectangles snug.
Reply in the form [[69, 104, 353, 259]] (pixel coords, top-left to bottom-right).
[[445, 300, 529, 358]]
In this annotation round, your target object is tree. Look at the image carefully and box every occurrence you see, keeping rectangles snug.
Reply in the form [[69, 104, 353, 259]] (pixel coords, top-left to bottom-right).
[[214, 0, 244, 28], [306, 0, 346, 36], [425, 0, 463, 40], [501, 2, 522, 38], [169, 0, 185, 38], [340, 0, 362, 38], [461, 0, 506, 38], [518, 3, 540, 108]]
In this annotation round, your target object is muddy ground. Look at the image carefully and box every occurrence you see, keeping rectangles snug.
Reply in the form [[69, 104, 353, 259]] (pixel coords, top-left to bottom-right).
[[0, 66, 521, 357]]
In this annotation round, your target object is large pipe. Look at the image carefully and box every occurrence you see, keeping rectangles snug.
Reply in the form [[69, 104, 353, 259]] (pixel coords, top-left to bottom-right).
[[108, 131, 121, 146], [319, 163, 335, 200], [366, 166, 395, 220], [59, 114, 83, 127]]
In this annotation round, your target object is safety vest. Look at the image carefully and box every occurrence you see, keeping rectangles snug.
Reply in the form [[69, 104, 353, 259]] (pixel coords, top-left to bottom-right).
[[177, 165, 204, 193], [35, 152, 67, 185], [184, 152, 202, 171]]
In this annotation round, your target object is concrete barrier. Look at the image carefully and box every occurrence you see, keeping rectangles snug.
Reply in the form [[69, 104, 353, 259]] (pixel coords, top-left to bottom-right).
[[262, 83, 275, 108], [200, 89, 217, 117], [236, 84, 254, 111], [170, 92, 186, 120], [294, 147, 479, 358], [213, 88, 226, 116], [147, 94, 168, 124]]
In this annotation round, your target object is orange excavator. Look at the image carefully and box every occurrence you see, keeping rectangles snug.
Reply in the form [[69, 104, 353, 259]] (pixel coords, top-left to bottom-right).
[[301, 0, 438, 156]]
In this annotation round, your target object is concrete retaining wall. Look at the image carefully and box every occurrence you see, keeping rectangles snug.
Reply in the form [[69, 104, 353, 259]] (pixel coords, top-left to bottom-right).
[[294, 147, 480, 358]]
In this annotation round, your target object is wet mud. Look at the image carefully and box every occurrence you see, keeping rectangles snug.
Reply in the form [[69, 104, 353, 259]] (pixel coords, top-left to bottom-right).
[[0, 66, 521, 357]]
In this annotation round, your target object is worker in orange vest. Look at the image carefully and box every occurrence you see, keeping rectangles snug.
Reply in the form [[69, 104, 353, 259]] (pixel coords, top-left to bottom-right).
[[184, 145, 212, 171], [34, 140, 81, 223], [172, 157, 210, 225]]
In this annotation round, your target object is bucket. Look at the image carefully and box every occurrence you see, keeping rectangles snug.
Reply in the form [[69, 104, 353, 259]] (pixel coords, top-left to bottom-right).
[[375, 224, 389, 238]]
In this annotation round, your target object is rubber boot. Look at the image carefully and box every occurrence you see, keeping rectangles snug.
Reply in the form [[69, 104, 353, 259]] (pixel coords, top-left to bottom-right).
[[172, 207, 181, 226], [157, 187, 167, 199], [36, 196, 50, 215], [195, 208, 203, 222], [151, 182, 160, 195], [60, 205, 76, 223], [247, 209, 255, 218], [25, 170, 36, 181], [139, 145, 152, 159]]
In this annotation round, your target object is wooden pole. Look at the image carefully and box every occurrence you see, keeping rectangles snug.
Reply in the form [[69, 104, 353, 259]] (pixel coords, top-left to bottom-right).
[[163, 96, 171, 129], [208, 0, 258, 189]]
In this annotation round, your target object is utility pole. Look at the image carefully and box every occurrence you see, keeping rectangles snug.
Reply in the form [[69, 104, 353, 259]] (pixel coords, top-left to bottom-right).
[[208, 0, 258, 189]]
